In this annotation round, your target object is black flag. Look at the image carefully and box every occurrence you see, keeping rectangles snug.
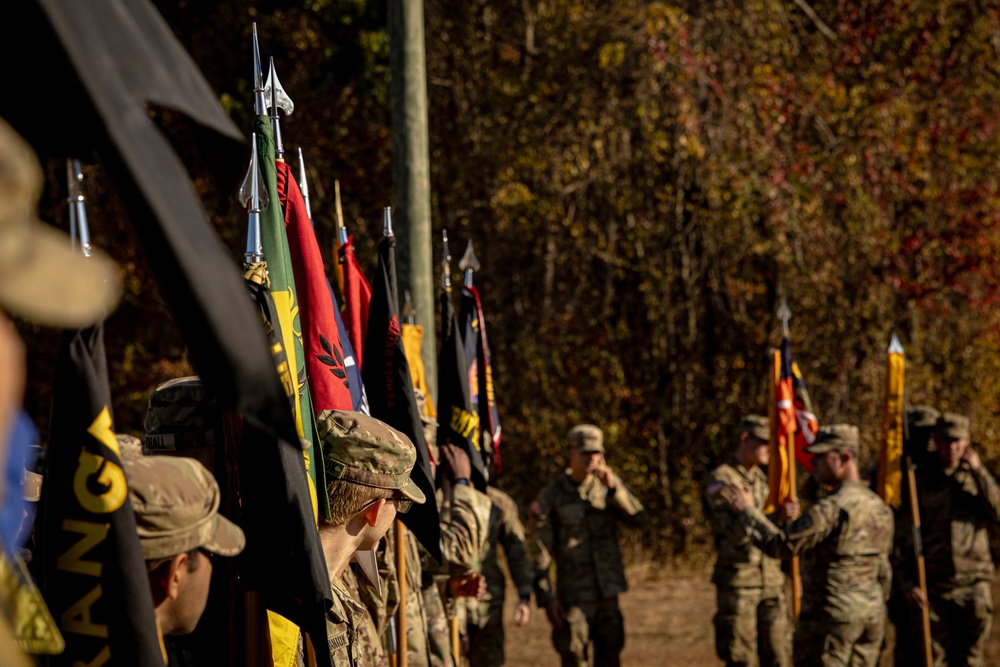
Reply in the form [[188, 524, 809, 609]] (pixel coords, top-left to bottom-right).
[[34, 323, 164, 666], [362, 235, 442, 562], [438, 285, 488, 491]]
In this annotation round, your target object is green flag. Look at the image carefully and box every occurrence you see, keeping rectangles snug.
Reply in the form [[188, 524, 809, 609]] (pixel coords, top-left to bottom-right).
[[254, 116, 325, 519]]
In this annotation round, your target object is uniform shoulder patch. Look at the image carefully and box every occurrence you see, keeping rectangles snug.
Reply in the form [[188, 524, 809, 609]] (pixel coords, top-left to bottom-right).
[[329, 629, 349, 652]]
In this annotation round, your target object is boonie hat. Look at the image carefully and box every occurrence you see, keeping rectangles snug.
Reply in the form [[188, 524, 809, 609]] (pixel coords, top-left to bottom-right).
[[316, 410, 426, 504], [805, 424, 860, 455], [125, 454, 245, 560], [935, 413, 970, 440], [0, 117, 121, 327], [568, 424, 604, 454], [740, 415, 770, 441]]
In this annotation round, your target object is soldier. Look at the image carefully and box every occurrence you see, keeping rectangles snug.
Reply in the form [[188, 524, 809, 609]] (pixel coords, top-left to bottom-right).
[[123, 452, 246, 642], [722, 424, 893, 667], [309, 409, 427, 666], [702, 415, 790, 667], [533, 423, 645, 667], [466, 480, 534, 667], [893, 413, 1000, 666]]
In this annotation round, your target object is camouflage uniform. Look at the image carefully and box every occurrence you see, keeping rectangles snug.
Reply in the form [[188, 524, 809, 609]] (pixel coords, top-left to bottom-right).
[[373, 484, 492, 667], [893, 413, 1000, 667], [342, 565, 389, 667], [533, 462, 644, 667], [466, 485, 534, 667], [703, 455, 789, 667], [739, 481, 893, 667]]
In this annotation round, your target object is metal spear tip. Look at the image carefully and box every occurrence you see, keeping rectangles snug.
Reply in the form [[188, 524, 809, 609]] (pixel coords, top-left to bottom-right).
[[889, 333, 904, 354], [251, 23, 267, 114], [776, 295, 791, 322], [383, 207, 393, 237], [458, 239, 480, 273], [265, 57, 294, 115], [238, 133, 269, 211]]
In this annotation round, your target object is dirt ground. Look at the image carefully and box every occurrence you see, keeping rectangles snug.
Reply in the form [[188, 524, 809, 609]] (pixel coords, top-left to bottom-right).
[[499, 562, 1000, 666]]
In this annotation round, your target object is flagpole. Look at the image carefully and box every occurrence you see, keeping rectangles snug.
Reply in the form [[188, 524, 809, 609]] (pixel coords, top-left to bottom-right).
[[395, 521, 408, 667], [775, 298, 801, 624]]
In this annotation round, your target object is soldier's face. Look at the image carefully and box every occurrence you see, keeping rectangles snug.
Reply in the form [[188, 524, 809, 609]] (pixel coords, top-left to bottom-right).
[[568, 448, 600, 479], [748, 438, 769, 466], [936, 436, 969, 469], [811, 450, 841, 485]]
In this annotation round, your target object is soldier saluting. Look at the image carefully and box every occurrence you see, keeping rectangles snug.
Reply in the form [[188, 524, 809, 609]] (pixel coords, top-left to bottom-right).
[[722, 424, 893, 667]]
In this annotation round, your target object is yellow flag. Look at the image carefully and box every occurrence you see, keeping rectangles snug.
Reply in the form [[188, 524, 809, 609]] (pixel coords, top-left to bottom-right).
[[402, 323, 437, 420], [878, 335, 905, 508]]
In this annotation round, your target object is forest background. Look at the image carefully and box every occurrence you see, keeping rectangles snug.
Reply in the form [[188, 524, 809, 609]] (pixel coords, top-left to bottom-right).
[[15, 0, 1000, 562]]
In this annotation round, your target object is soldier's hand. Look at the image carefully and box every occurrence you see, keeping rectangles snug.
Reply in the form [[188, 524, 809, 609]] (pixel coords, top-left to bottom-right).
[[513, 600, 531, 626], [594, 454, 616, 489], [441, 443, 472, 481], [905, 585, 929, 610], [544, 600, 565, 629], [720, 483, 753, 511], [963, 446, 982, 471], [779, 498, 801, 521], [448, 572, 486, 599]]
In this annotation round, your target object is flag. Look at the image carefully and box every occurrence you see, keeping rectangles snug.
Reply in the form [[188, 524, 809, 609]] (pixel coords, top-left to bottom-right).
[[458, 286, 489, 475], [362, 234, 442, 562], [330, 284, 369, 414], [402, 322, 437, 422], [877, 335, 905, 508], [439, 284, 488, 490], [339, 234, 372, 372], [34, 323, 163, 666], [276, 160, 353, 414], [766, 334, 819, 510], [461, 284, 501, 470]]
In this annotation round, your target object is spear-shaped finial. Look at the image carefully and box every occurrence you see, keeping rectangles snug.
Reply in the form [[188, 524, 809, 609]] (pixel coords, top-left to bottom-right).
[[265, 57, 294, 161], [383, 207, 393, 237], [403, 290, 416, 325], [889, 333, 904, 354], [251, 23, 267, 115], [441, 230, 452, 290], [459, 239, 480, 288], [239, 133, 269, 263], [65, 158, 91, 257], [297, 147, 312, 221], [777, 295, 791, 337]]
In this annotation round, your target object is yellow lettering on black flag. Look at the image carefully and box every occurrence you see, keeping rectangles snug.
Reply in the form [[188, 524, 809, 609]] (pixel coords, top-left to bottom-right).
[[878, 335, 906, 508]]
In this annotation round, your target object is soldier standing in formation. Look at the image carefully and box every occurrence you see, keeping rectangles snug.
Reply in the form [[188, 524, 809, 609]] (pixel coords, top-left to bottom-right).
[[532, 423, 645, 667], [722, 424, 893, 667], [894, 413, 1000, 666], [703, 415, 791, 667]]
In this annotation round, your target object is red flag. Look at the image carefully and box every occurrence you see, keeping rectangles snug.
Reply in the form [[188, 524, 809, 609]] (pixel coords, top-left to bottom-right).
[[339, 235, 372, 372], [276, 162, 353, 412]]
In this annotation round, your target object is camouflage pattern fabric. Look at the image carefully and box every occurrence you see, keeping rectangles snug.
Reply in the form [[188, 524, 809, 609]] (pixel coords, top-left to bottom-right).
[[551, 597, 624, 667], [466, 486, 534, 667], [893, 460, 1000, 666], [703, 458, 789, 667], [341, 565, 388, 666], [739, 480, 893, 666], [533, 471, 644, 608], [312, 575, 367, 667], [792, 617, 884, 667]]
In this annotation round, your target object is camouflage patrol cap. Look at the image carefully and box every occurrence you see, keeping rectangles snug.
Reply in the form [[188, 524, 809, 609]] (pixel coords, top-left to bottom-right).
[[805, 424, 859, 455], [906, 405, 940, 430], [124, 454, 245, 560], [316, 410, 427, 504], [143, 376, 219, 454], [568, 424, 604, 453], [739, 415, 770, 441], [935, 413, 970, 440]]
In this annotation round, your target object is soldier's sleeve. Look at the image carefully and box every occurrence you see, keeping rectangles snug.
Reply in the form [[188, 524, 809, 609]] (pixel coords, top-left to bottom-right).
[[608, 474, 645, 526], [740, 497, 841, 559], [879, 519, 894, 601], [533, 489, 557, 608], [702, 469, 739, 542], [498, 495, 535, 602], [969, 464, 1000, 521], [436, 484, 492, 573]]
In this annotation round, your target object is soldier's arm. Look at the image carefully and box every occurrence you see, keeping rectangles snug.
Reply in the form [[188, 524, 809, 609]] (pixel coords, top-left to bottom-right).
[[532, 492, 557, 608], [436, 484, 492, 574], [607, 474, 645, 526], [739, 498, 840, 559], [967, 462, 1000, 522], [498, 496, 535, 602], [703, 470, 741, 544]]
